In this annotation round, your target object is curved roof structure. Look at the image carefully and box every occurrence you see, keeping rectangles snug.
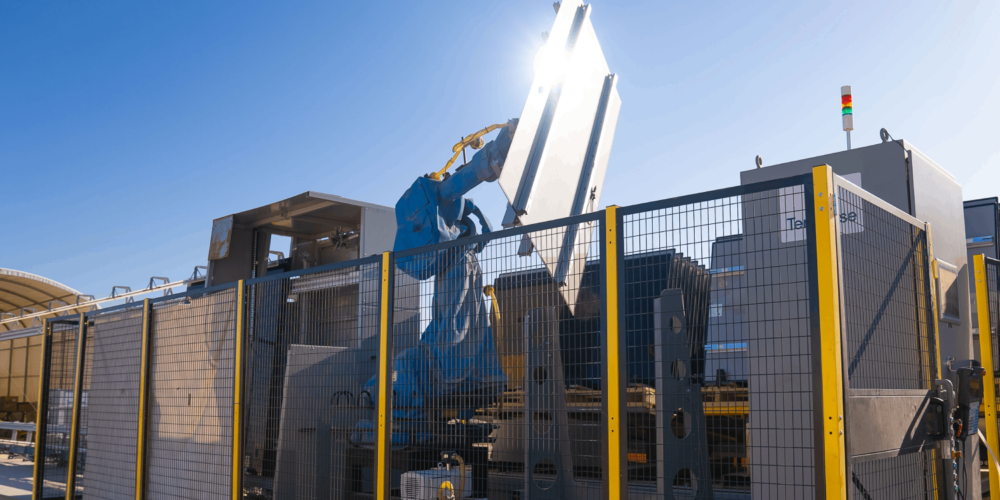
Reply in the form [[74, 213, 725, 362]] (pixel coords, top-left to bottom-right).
[[0, 268, 91, 332]]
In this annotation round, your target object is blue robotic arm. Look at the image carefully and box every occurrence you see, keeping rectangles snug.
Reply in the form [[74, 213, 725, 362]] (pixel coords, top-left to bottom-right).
[[358, 121, 516, 445], [394, 121, 515, 253]]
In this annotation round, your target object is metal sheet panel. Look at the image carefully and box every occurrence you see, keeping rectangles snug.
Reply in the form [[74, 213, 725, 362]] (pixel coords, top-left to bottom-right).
[[209, 216, 234, 261], [359, 206, 396, 259], [846, 390, 938, 460], [498, 0, 619, 312]]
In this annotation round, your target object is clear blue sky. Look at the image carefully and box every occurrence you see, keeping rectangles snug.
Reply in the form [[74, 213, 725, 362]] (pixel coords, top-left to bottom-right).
[[2, 1, 999, 298]]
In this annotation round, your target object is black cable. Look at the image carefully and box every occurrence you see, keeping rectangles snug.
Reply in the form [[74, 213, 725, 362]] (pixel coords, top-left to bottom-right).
[[963, 439, 970, 500]]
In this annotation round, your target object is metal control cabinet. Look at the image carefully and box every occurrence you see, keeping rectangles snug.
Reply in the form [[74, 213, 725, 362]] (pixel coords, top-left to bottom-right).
[[741, 140, 970, 365], [743, 140, 975, 499]]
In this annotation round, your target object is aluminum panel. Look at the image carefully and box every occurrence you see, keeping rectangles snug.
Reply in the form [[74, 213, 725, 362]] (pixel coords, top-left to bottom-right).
[[498, 0, 619, 312]]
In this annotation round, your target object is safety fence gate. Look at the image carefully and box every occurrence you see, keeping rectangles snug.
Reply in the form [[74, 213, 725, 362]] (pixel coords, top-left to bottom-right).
[[32, 166, 945, 500], [832, 174, 942, 499], [976, 255, 1000, 497]]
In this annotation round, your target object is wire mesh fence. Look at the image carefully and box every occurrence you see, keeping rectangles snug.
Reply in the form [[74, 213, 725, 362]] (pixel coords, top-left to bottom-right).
[[77, 305, 145, 500], [835, 181, 941, 500], [38, 317, 80, 500], [387, 213, 606, 500], [619, 179, 818, 499], [240, 257, 382, 500], [836, 185, 937, 391], [989, 258, 1000, 435], [70, 314, 93, 499], [850, 452, 939, 500], [146, 288, 236, 500], [31, 170, 956, 500], [981, 256, 1000, 496]]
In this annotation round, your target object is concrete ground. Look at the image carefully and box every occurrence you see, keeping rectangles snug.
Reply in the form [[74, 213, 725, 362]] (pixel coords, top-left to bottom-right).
[[0, 454, 33, 500]]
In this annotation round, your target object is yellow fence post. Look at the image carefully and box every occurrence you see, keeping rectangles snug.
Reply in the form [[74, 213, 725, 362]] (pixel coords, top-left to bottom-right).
[[135, 299, 152, 500], [375, 252, 394, 500], [603, 205, 624, 500], [812, 165, 847, 499], [233, 281, 245, 500], [64, 313, 87, 500], [923, 223, 942, 496], [924, 223, 943, 380], [32, 321, 51, 500], [975, 255, 1000, 496]]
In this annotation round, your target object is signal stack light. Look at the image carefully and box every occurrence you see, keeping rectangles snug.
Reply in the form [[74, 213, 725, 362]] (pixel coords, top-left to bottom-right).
[[842, 85, 854, 150]]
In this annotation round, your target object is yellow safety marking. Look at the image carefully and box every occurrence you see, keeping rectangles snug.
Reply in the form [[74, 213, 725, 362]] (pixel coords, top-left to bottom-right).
[[812, 165, 846, 499], [484, 285, 500, 330], [605, 205, 623, 499], [136, 299, 151, 500], [429, 122, 508, 180], [232, 281, 245, 500], [65, 313, 86, 500], [31, 322, 50, 500], [975, 255, 1000, 497], [376, 252, 393, 500]]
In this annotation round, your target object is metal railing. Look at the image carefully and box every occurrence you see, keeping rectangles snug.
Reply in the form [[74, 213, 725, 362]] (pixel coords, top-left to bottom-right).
[[31, 166, 946, 500]]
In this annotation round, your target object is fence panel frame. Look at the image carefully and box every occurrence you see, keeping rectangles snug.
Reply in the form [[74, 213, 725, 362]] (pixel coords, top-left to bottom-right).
[[617, 171, 824, 497], [232, 280, 245, 500], [135, 298, 152, 500], [604, 205, 626, 500], [33, 314, 81, 500], [29, 170, 964, 500], [63, 313, 87, 500], [814, 165, 847, 499], [832, 168, 945, 499], [925, 222, 944, 499], [375, 252, 394, 500], [32, 319, 53, 500], [143, 281, 239, 498], [976, 255, 1000, 496], [238, 253, 383, 500]]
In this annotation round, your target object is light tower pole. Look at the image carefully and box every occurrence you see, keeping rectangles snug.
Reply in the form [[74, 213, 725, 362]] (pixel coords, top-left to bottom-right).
[[842, 86, 853, 150]]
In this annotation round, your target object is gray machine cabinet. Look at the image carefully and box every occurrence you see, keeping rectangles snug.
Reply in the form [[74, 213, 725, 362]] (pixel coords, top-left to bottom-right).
[[206, 192, 395, 287], [742, 139, 975, 499], [741, 140, 971, 365]]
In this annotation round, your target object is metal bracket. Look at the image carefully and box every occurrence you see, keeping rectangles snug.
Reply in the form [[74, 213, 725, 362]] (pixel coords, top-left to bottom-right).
[[654, 289, 713, 499], [188, 266, 209, 282], [148, 277, 172, 296], [523, 306, 585, 499]]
